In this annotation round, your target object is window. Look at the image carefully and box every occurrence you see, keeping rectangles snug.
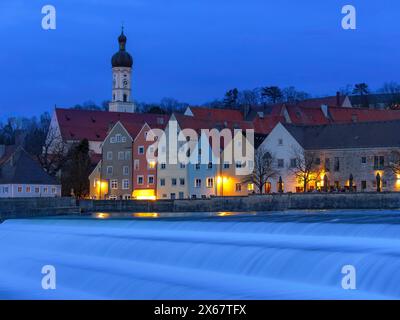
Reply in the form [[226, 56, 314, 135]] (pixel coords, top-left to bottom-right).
[[195, 163, 200, 170], [148, 161, 156, 169], [125, 151, 131, 160], [35, 187, 40, 193], [374, 156, 385, 169], [161, 163, 166, 169], [107, 151, 113, 160], [26, 186, 31, 193], [235, 161, 242, 168], [180, 178, 185, 186], [123, 94, 127, 102], [224, 162, 230, 169], [118, 151, 124, 160], [334, 157, 340, 172], [122, 179, 129, 189], [191, 194, 197, 199], [170, 193, 176, 199], [278, 139, 283, 146], [107, 166, 113, 174], [235, 183, 242, 192], [247, 183, 254, 191], [208, 162, 213, 169], [134, 159, 139, 170], [3, 186, 9, 193], [290, 158, 297, 168], [43, 187, 48, 193], [180, 163, 186, 169], [110, 137, 116, 143], [361, 157, 367, 164], [195, 179, 202, 188], [138, 146, 145, 155], [277, 159, 284, 168], [206, 178, 214, 188], [148, 175, 154, 184], [116, 134, 122, 143], [361, 181, 367, 191], [122, 136, 126, 143], [325, 158, 330, 172], [315, 158, 321, 165], [160, 178, 165, 186], [111, 180, 118, 189], [123, 166, 129, 176], [171, 178, 177, 186], [52, 187, 56, 194], [179, 192, 184, 199], [137, 176, 144, 185]]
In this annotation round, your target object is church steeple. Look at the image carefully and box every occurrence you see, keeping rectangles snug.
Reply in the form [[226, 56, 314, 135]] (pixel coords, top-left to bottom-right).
[[109, 27, 135, 113]]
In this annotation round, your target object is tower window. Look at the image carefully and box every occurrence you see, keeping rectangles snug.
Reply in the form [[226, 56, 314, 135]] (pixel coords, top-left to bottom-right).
[[123, 94, 127, 102], [113, 94, 115, 101]]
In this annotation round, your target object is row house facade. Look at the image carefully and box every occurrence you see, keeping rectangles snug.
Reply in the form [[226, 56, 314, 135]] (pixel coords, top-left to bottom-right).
[[89, 118, 167, 200], [259, 120, 400, 193]]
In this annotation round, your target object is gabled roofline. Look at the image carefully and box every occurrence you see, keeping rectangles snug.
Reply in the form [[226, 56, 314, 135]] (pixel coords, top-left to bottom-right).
[[102, 121, 134, 145]]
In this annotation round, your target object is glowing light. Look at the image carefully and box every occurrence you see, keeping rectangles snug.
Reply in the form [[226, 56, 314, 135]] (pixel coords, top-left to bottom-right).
[[217, 212, 236, 216], [133, 189, 156, 200], [148, 160, 156, 169], [96, 180, 108, 194], [133, 212, 159, 218], [247, 183, 254, 191], [217, 176, 229, 184], [96, 213, 110, 219]]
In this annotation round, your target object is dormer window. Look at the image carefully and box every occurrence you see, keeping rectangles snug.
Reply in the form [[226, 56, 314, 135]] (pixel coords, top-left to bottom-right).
[[278, 139, 283, 146]]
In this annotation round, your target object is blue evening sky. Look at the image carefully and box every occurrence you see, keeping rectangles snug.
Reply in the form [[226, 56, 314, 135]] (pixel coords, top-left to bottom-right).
[[1, 0, 399, 118]]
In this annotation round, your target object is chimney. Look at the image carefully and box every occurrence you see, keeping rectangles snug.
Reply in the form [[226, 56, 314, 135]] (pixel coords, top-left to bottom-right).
[[336, 91, 341, 107]]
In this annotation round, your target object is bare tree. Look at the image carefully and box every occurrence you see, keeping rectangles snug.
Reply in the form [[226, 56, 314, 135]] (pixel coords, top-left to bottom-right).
[[242, 148, 277, 194], [387, 150, 400, 177], [289, 147, 321, 192], [39, 126, 69, 176]]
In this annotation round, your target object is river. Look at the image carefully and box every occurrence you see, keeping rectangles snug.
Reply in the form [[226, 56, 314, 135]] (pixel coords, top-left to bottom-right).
[[0, 210, 399, 299]]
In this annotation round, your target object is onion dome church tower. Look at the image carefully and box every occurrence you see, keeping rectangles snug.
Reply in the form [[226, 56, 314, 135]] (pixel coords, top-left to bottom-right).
[[109, 27, 135, 113]]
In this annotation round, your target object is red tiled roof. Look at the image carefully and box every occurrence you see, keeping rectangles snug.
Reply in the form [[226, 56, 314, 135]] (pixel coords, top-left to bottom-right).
[[55, 108, 169, 141], [251, 105, 400, 135], [174, 113, 253, 132], [187, 106, 244, 122], [295, 96, 346, 108]]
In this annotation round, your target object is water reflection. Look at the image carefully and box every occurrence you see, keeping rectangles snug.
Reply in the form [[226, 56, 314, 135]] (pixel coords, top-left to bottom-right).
[[95, 213, 110, 219], [133, 213, 159, 218]]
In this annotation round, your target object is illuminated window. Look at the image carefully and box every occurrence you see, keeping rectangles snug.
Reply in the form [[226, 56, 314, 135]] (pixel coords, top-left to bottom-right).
[[247, 183, 254, 191], [206, 178, 214, 188], [26, 186, 31, 193], [148, 161, 156, 169], [235, 183, 242, 192]]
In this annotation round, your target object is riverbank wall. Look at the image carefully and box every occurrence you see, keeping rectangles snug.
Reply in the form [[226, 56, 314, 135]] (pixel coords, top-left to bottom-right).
[[1, 192, 400, 220]]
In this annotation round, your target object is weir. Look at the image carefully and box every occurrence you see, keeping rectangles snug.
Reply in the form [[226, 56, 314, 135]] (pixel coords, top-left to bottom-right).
[[0, 211, 400, 299]]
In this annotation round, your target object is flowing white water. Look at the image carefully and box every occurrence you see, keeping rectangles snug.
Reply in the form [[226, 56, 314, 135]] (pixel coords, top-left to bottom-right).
[[0, 210, 400, 299]]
